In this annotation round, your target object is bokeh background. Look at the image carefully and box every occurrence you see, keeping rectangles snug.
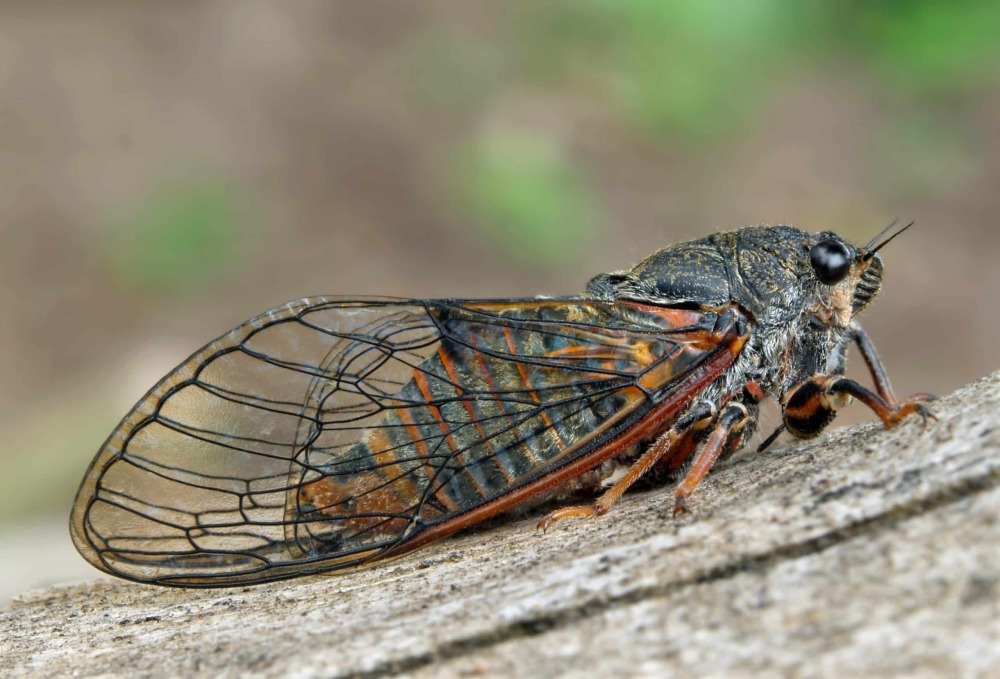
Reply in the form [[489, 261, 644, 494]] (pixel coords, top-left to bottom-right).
[[2, 1, 999, 605]]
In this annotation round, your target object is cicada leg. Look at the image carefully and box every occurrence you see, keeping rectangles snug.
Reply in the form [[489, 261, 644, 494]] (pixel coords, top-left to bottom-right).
[[782, 373, 935, 439], [760, 324, 936, 452], [822, 377, 934, 428], [537, 400, 716, 531], [672, 402, 752, 516], [850, 322, 936, 409]]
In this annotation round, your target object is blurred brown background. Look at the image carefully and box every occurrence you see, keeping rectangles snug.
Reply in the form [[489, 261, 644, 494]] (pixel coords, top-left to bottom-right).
[[1, 1, 998, 604]]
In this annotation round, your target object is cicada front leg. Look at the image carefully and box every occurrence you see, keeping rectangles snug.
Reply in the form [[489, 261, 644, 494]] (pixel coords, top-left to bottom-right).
[[849, 322, 937, 415], [781, 323, 935, 439]]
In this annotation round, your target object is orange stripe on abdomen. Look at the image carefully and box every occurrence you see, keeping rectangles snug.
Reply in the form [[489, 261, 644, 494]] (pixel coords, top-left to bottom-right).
[[436, 346, 516, 486], [412, 370, 491, 502], [395, 405, 462, 512], [502, 326, 569, 451]]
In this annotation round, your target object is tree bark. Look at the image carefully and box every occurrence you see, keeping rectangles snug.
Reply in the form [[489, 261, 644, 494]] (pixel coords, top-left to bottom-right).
[[3, 372, 998, 678]]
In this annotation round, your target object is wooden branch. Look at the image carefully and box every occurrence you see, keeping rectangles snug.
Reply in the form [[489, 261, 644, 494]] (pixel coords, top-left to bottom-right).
[[4, 372, 998, 678]]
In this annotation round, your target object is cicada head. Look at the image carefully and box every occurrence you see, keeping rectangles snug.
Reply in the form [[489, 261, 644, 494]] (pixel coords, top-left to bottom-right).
[[803, 220, 914, 328], [802, 232, 878, 327]]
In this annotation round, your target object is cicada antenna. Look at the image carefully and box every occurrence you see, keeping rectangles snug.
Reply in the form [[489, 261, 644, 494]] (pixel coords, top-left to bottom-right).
[[863, 220, 914, 261], [864, 218, 899, 250]]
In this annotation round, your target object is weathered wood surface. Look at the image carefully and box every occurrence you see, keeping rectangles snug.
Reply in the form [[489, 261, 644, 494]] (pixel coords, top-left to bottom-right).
[[3, 372, 998, 678]]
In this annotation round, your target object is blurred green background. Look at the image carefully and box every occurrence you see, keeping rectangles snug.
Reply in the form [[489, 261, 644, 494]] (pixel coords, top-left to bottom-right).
[[1, 1, 999, 603]]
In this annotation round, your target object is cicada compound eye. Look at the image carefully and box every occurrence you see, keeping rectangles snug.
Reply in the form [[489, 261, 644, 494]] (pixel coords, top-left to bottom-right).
[[810, 239, 852, 285]]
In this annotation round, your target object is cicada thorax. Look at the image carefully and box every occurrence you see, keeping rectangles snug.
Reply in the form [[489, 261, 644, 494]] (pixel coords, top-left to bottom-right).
[[288, 301, 719, 559]]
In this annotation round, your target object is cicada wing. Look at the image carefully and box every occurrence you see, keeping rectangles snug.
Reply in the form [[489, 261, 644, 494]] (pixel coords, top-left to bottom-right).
[[71, 297, 736, 586], [71, 297, 439, 585]]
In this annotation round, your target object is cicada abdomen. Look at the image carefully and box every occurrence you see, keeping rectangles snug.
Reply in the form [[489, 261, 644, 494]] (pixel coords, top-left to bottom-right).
[[289, 302, 722, 558]]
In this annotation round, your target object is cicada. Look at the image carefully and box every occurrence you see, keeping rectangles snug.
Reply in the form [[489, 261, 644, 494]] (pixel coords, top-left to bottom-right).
[[70, 223, 932, 587]]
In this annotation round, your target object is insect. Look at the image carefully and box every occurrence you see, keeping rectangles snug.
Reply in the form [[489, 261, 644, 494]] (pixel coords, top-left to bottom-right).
[[70, 223, 933, 587]]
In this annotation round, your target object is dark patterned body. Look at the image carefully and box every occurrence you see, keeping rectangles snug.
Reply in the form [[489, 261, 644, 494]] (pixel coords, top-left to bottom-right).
[[71, 224, 930, 587]]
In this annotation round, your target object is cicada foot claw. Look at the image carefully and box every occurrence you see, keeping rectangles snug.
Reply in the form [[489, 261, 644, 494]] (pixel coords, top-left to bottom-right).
[[883, 394, 937, 429], [536, 505, 599, 533], [672, 494, 691, 518]]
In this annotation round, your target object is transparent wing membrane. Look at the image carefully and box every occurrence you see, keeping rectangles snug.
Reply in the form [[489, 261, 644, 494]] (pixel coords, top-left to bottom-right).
[[71, 297, 730, 585]]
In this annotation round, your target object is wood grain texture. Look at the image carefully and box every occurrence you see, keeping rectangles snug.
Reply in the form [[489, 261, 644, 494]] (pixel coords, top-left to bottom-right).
[[3, 372, 998, 678]]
